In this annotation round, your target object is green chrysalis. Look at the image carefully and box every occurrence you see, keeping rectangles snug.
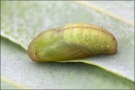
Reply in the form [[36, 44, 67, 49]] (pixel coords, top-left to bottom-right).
[[28, 23, 117, 62]]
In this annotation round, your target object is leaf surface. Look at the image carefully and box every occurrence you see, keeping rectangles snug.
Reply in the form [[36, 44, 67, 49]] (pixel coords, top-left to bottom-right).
[[1, 1, 134, 83], [1, 38, 134, 89]]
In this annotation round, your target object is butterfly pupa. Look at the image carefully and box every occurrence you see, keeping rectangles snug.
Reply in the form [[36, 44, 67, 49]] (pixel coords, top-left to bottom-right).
[[28, 23, 117, 62]]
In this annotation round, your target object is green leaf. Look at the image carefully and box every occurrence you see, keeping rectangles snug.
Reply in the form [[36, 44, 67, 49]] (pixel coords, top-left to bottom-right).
[[1, 76, 30, 89], [87, 1, 134, 22], [1, 1, 134, 87], [1, 38, 134, 89]]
